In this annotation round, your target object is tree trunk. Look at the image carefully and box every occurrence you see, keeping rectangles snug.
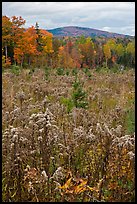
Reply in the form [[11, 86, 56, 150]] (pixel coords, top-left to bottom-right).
[[21, 57, 24, 67], [106, 58, 107, 68], [28, 56, 31, 66], [5, 45, 8, 61]]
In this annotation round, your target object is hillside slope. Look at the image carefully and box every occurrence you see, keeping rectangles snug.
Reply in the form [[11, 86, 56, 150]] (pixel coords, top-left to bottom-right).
[[47, 26, 132, 38]]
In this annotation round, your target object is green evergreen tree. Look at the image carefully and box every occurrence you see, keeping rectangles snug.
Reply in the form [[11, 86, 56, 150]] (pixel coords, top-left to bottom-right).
[[35, 22, 43, 52]]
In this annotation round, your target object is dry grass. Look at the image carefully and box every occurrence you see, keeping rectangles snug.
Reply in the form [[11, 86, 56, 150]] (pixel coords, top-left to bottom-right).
[[2, 67, 135, 202]]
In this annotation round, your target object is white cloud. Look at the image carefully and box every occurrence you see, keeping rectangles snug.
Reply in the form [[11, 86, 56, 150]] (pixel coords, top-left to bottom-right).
[[102, 24, 135, 36], [102, 27, 111, 32], [2, 2, 135, 36]]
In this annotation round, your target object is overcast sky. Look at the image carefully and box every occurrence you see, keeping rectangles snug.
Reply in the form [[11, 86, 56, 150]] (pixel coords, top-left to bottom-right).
[[2, 2, 135, 36]]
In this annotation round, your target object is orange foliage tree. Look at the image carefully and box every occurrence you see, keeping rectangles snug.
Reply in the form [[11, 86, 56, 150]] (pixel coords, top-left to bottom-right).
[[2, 16, 13, 64], [14, 26, 38, 67], [78, 37, 95, 68]]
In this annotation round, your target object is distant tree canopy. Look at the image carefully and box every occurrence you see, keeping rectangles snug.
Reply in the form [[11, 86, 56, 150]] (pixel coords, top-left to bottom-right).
[[2, 15, 135, 69]]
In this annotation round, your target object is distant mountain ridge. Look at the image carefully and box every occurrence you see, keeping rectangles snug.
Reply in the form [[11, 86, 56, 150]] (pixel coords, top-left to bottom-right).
[[47, 26, 133, 38]]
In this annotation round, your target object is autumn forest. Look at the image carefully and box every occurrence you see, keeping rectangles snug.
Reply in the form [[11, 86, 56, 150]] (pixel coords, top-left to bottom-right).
[[2, 16, 135, 69]]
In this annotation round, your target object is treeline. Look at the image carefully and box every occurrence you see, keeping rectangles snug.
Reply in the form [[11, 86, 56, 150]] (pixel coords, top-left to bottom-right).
[[2, 15, 135, 69]]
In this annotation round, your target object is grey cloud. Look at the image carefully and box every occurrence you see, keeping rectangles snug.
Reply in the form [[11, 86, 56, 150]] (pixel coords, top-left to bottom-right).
[[2, 2, 135, 36], [102, 24, 135, 36]]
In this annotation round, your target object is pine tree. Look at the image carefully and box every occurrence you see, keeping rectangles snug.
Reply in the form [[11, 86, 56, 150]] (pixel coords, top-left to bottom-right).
[[35, 22, 43, 52]]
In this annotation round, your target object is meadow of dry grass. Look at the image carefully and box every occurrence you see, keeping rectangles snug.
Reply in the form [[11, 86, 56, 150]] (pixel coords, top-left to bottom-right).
[[2, 67, 135, 202]]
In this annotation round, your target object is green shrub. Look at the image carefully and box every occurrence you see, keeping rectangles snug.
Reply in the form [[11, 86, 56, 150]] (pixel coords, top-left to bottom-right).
[[65, 69, 70, 76], [56, 67, 65, 75], [110, 64, 120, 73], [86, 71, 92, 79], [45, 67, 50, 80], [95, 64, 110, 74], [60, 97, 74, 113], [60, 79, 89, 112], [72, 87, 88, 109], [11, 65, 21, 75], [72, 79, 88, 109], [22, 62, 29, 68], [73, 80, 82, 90], [83, 68, 92, 78], [72, 68, 78, 76], [125, 108, 135, 134], [83, 67, 89, 74]]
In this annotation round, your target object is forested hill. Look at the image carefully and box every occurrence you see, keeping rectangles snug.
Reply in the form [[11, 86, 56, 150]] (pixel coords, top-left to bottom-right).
[[47, 26, 133, 38], [2, 16, 135, 69]]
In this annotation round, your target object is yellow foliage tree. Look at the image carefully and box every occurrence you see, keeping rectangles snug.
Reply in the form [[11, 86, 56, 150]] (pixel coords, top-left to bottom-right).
[[103, 44, 111, 67]]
